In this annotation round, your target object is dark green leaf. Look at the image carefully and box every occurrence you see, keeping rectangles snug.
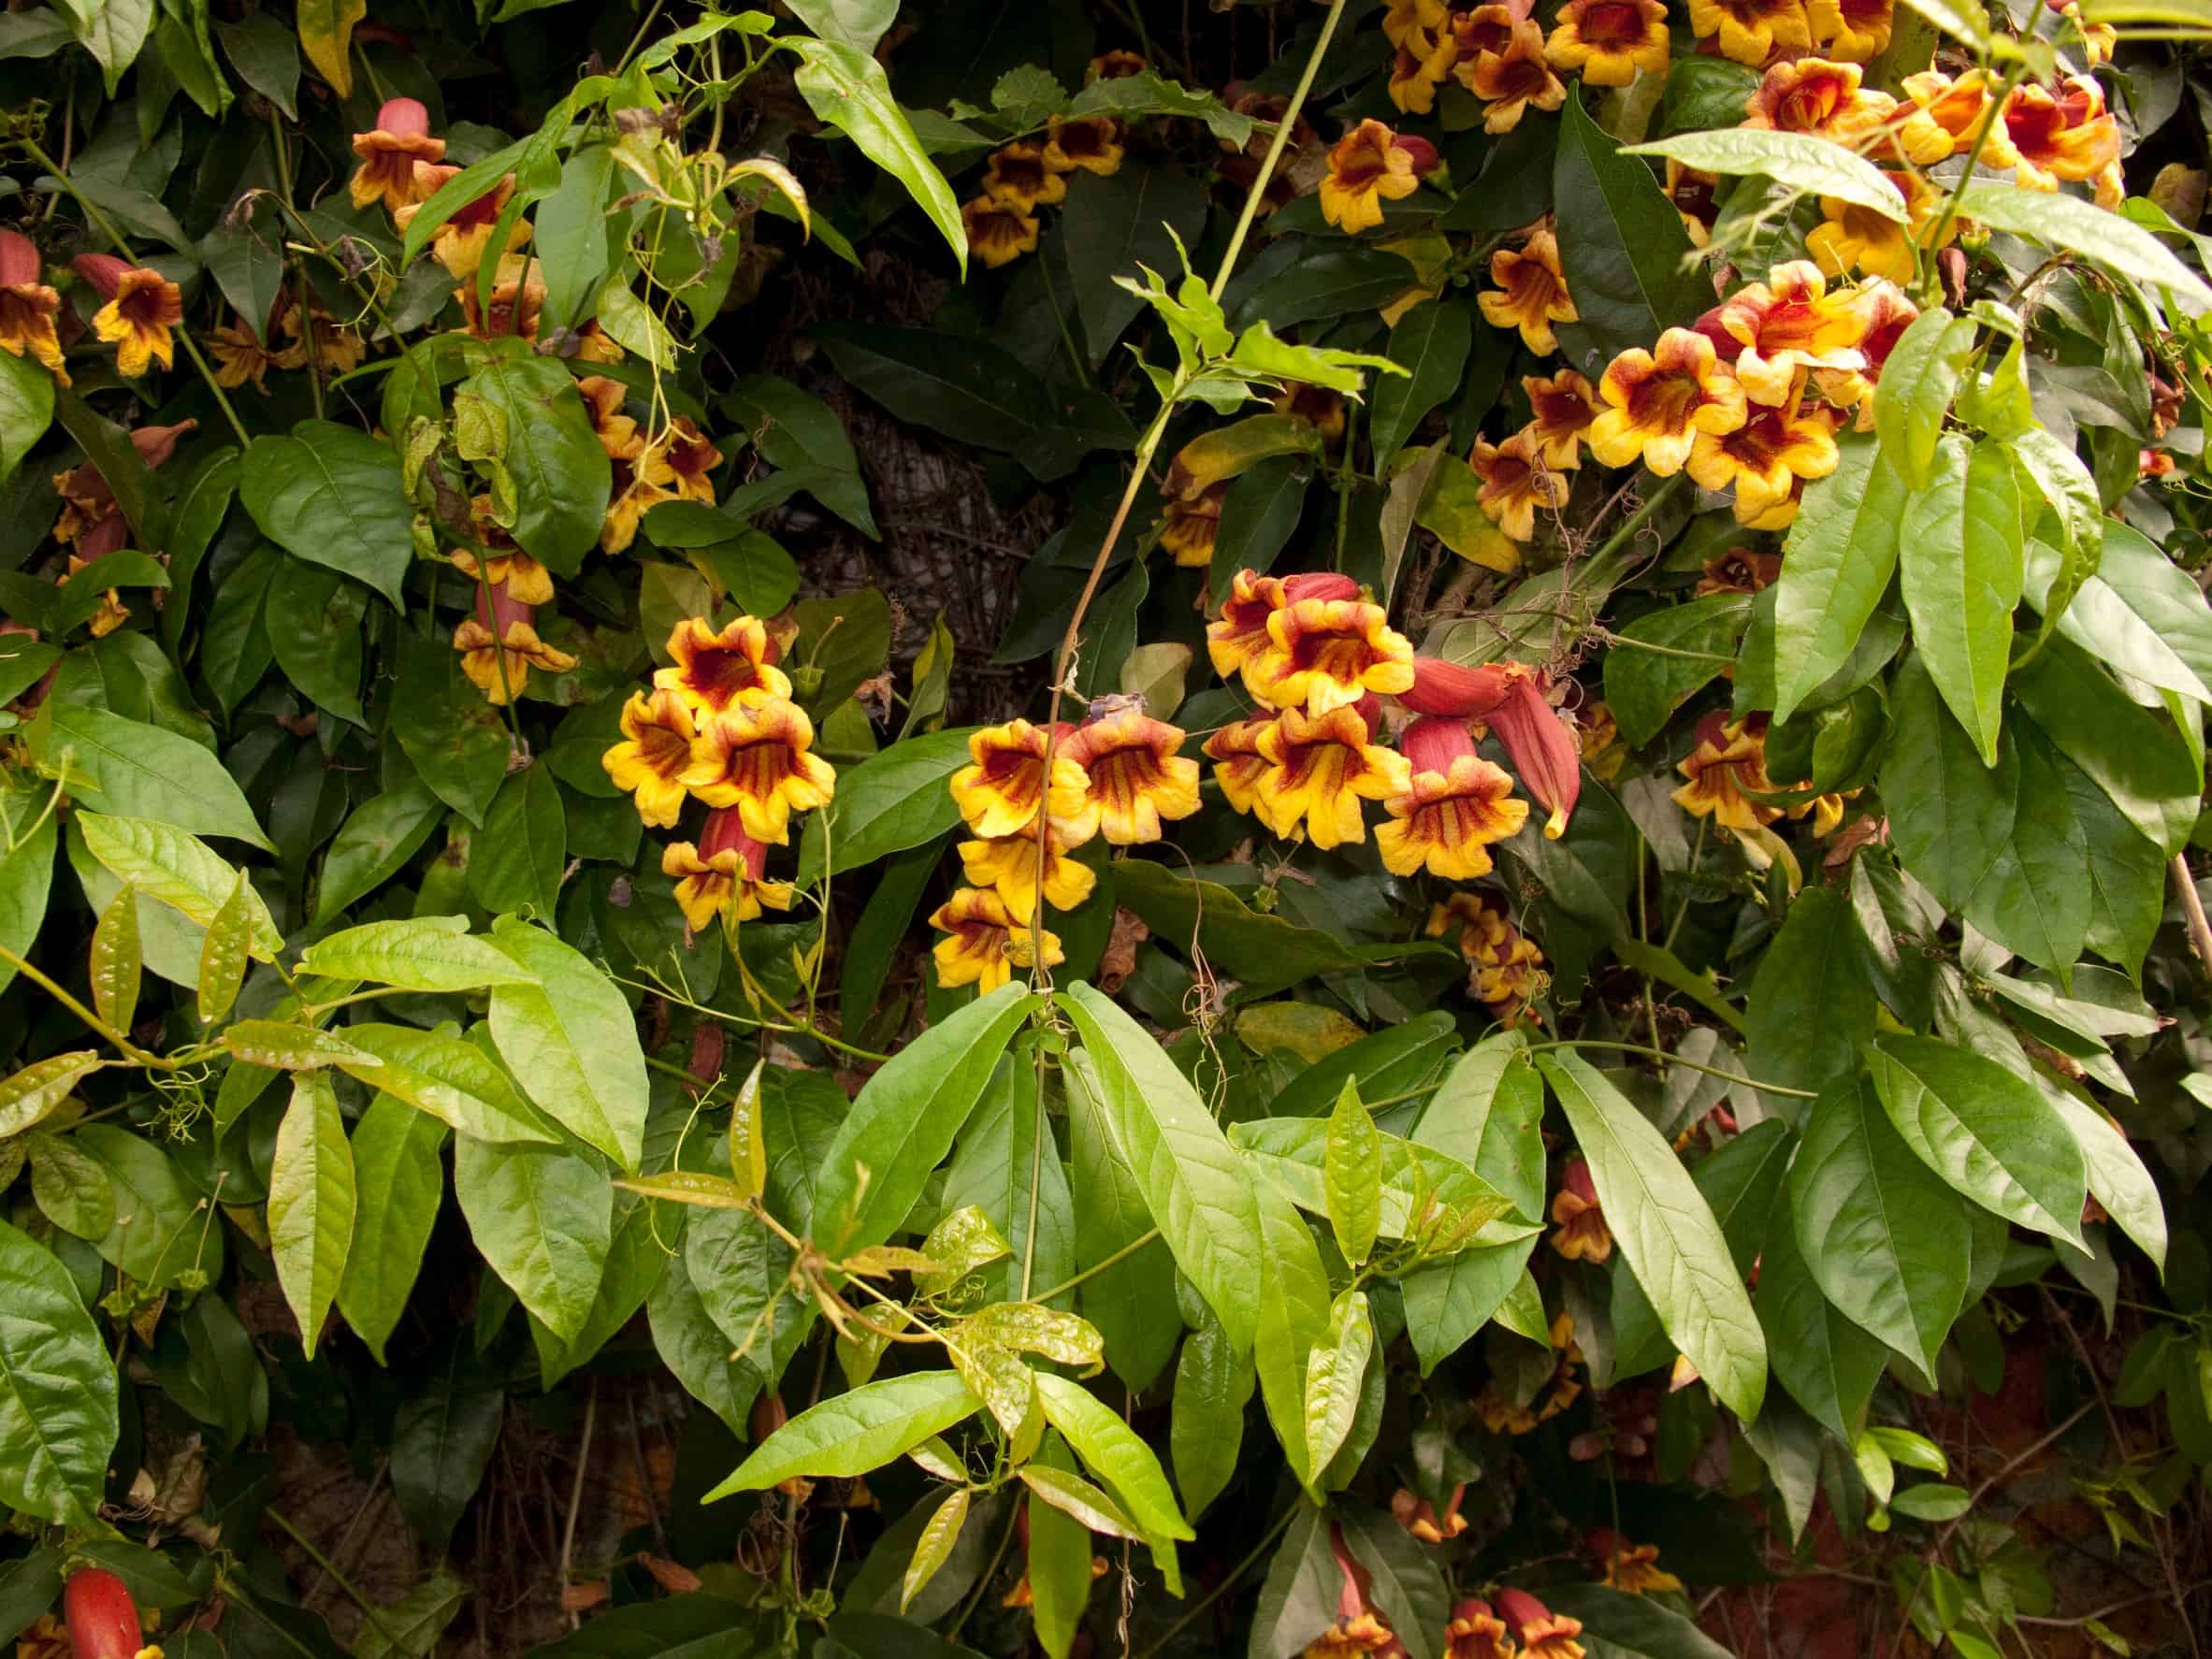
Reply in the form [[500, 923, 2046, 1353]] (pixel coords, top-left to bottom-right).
[[1060, 166, 1211, 366], [1552, 91, 1706, 359], [27, 701, 272, 849], [1765, 435, 1910, 722], [1604, 594, 1749, 747], [0, 1218, 117, 1523], [311, 783, 446, 926], [1872, 308, 1976, 489], [1745, 886, 1877, 1101], [239, 423, 414, 608], [787, 38, 966, 271], [456, 356, 611, 577], [338, 1093, 447, 1364]]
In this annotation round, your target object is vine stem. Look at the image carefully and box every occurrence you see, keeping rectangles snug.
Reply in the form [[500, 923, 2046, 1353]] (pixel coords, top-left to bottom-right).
[[1520, 1037, 1818, 1099], [2171, 855, 2212, 975], [0, 940, 167, 1066], [1031, 1225, 1163, 1305], [560, 1378, 600, 1630], [1129, 1502, 1299, 1659], [265, 1508, 412, 1652], [1913, 61, 2028, 307]]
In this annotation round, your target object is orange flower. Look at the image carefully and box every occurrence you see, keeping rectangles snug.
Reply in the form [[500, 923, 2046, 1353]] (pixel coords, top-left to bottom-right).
[[1468, 20, 1566, 133], [1445, 1598, 1516, 1659], [1207, 572, 1360, 686], [950, 719, 1091, 841], [2054, 0, 2116, 63], [1687, 0, 1811, 64], [50, 421, 193, 565], [1428, 890, 1546, 1025], [1689, 396, 1841, 526], [1580, 700, 1625, 782], [2004, 77, 2122, 190], [1809, 0, 1894, 59], [1383, 0, 1450, 49], [1522, 369, 1599, 469], [1806, 171, 1950, 284], [655, 615, 792, 714], [1251, 598, 1417, 715], [1162, 483, 1227, 568], [1496, 1589, 1587, 1659], [1546, 0, 1670, 86], [1589, 328, 1748, 476], [1469, 430, 1568, 542], [1306, 1526, 1407, 1658], [1252, 704, 1413, 848], [1202, 714, 1284, 827], [984, 142, 1068, 211], [453, 498, 556, 604], [453, 603, 576, 707], [1602, 1541, 1684, 1595], [1390, 1484, 1468, 1544], [1320, 120, 1438, 234], [65, 555, 131, 638], [963, 196, 1039, 267], [275, 297, 366, 376], [1667, 159, 1723, 247], [1389, 36, 1454, 114], [601, 454, 678, 554], [1399, 657, 1581, 837], [208, 318, 278, 391], [1700, 260, 1871, 406], [76, 256, 181, 379], [1446, 4, 1518, 76], [1044, 114, 1125, 176], [1672, 714, 1780, 830], [1274, 382, 1349, 442], [1061, 711, 1202, 844], [655, 418, 721, 506], [930, 887, 1062, 992], [959, 829, 1096, 918], [578, 376, 645, 459], [396, 169, 528, 280], [680, 699, 837, 844], [0, 230, 65, 383], [1377, 719, 1527, 881], [1479, 222, 1576, 355], [1549, 1157, 1612, 1262], [1087, 49, 1147, 80], [601, 688, 699, 828], [349, 96, 446, 214], [664, 810, 793, 930], [1696, 547, 1784, 596], [456, 253, 544, 342], [1902, 68, 2018, 166]]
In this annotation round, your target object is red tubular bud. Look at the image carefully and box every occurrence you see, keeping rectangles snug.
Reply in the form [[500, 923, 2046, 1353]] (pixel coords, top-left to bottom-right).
[[1279, 571, 1360, 604], [1489, 670, 1581, 839], [70, 254, 130, 301], [472, 582, 533, 636], [65, 1569, 148, 1659], [1401, 656, 1513, 718], [126, 419, 196, 470], [1397, 134, 1440, 175], [0, 229, 39, 288], [1495, 1587, 1554, 1635], [699, 805, 769, 878], [373, 96, 431, 137], [1564, 1158, 1598, 1206], [1689, 302, 1740, 362], [1399, 714, 1476, 778]]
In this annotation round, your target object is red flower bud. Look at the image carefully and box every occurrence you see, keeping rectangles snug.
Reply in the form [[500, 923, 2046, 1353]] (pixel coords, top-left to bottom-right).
[[1401, 656, 1513, 718], [1495, 1587, 1555, 1635], [1489, 669, 1581, 839], [126, 419, 197, 471], [1564, 1157, 1598, 1205], [1279, 571, 1361, 604], [699, 805, 769, 878], [373, 97, 432, 138], [65, 1569, 148, 1659], [1688, 301, 1740, 362], [70, 254, 131, 301], [0, 229, 40, 288], [1399, 714, 1476, 778], [1396, 134, 1440, 175], [472, 582, 533, 637]]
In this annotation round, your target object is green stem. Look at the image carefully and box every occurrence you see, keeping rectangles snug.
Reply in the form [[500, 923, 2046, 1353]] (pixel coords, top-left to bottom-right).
[[1131, 1503, 1301, 1659], [1521, 1037, 1818, 1099], [1031, 1226, 1163, 1305], [265, 1508, 412, 1652], [1663, 817, 1709, 953], [1915, 62, 2027, 306], [1207, 0, 1350, 303], [0, 941, 166, 1066]]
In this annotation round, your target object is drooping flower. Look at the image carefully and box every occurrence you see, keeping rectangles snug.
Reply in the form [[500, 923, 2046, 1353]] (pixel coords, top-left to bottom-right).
[[1475, 1314, 1586, 1432], [1686, 0, 1812, 64], [1320, 120, 1438, 234], [1162, 483, 1228, 568], [1546, 0, 1670, 86], [349, 97, 447, 214], [76, 255, 182, 379], [63, 556, 131, 638], [208, 317, 279, 391], [601, 688, 700, 828], [1469, 431, 1569, 543], [0, 230, 65, 383], [655, 615, 792, 715], [1061, 711, 1202, 844], [930, 887, 1063, 992], [1805, 171, 1950, 284], [653, 418, 722, 507], [1809, 0, 1894, 57], [1444, 1598, 1517, 1659], [1672, 713, 1781, 830], [275, 296, 367, 375], [1496, 1589, 1587, 1659], [2004, 77, 2122, 190], [665, 807, 794, 930], [959, 828, 1098, 918], [1253, 704, 1413, 848], [452, 498, 556, 604], [1699, 260, 1870, 406], [396, 168, 528, 280], [1044, 114, 1124, 175], [963, 195, 1040, 267], [680, 699, 837, 844], [1390, 1484, 1468, 1544], [1479, 222, 1577, 355], [1201, 714, 1284, 827], [1408, 658, 1582, 837], [949, 719, 1092, 841], [1588, 328, 1749, 476], [50, 420, 196, 623], [1599, 1538, 1684, 1596], [1251, 598, 1418, 715], [453, 584, 576, 706], [1550, 1157, 1612, 1262], [1522, 369, 1599, 470], [1377, 718, 1528, 881], [1468, 21, 1567, 134], [984, 142, 1069, 211]]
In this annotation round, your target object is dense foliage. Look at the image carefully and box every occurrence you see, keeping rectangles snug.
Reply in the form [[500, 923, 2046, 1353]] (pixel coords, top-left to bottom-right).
[[3, 0, 2212, 1652]]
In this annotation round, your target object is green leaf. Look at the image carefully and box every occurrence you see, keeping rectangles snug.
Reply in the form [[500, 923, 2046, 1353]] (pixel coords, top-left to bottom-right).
[[455, 356, 612, 577], [1236, 247, 1423, 332], [303, 917, 535, 993], [72, 0, 154, 91], [1899, 436, 2023, 765], [1248, 1503, 1338, 1659], [239, 423, 414, 609], [1625, 128, 1907, 220], [90, 883, 140, 1037], [1302, 1288, 1373, 1484], [269, 1074, 355, 1360], [787, 38, 966, 273], [647, 1243, 759, 1435], [1542, 1585, 1733, 1659], [1112, 860, 1447, 986], [29, 702, 273, 850], [467, 769, 567, 919], [224, 1018, 378, 1071], [215, 14, 296, 116], [815, 982, 1040, 1253], [0, 353, 53, 494], [1539, 1050, 1766, 1420], [391, 634, 512, 827], [1757, 1183, 1886, 1439], [1323, 1079, 1381, 1268], [1062, 982, 1267, 1355], [1866, 1033, 2089, 1243], [70, 1124, 226, 1288], [1604, 593, 1750, 747], [797, 727, 978, 884], [0, 1218, 117, 1523], [0, 806, 55, 999], [902, 1488, 970, 1613], [160, 447, 241, 660], [1034, 1372, 1193, 1541], [1787, 1079, 1973, 1374], [293, 0, 361, 94], [1954, 181, 2212, 310], [75, 814, 282, 957], [1874, 309, 1977, 490], [389, 1339, 503, 1547], [706, 1372, 983, 1499], [724, 374, 877, 538], [1063, 1051, 1182, 1390], [350, 1571, 470, 1659], [486, 917, 649, 1170], [452, 1136, 611, 1343], [1026, 1440, 1100, 1659], [815, 323, 1053, 453], [0, 1052, 101, 1139], [1170, 1318, 1252, 1522], [263, 559, 368, 727], [1746, 886, 1878, 1102], [334, 1024, 557, 1145], [1338, 1511, 1452, 1659], [2040, 1083, 2166, 1274], [338, 1093, 448, 1364], [196, 873, 252, 1024], [1061, 166, 1212, 366], [2012, 638, 2201, 858], [1367, 300, 1473, 462], [1552, 90, 1706, 359]]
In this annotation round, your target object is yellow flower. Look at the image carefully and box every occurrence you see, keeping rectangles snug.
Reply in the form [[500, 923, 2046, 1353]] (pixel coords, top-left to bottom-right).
[[1469, 429, 1569, 543], [1250, 598, 1418, 715], [1672, 715, 1780, 830], [1061, 711, 1202, 845], [1667, 159, 1723, 247], [395, 169, 529, 281], [348, 97, 446, 214], [1522, 369, 1599, 470], [1377, 756, 1529, 880], [1201, 714, 1284, 827], [1808, 0, 1894, 59], [1320, 120, 1437, 234], [964, 196, 1039, 268], [1467, 20, 1566, 134], [1383, 0, 1449, 49], [654, 418, 721, 507], [1161, 483, 1227, 568], [1805, 171, 1950, 284], [0, 230, 65, 384], [86, 264, 182, 379], [455, 253, 544, 342], [1546, 0, 1670, 86], [930, 887, 1062, 992], [1688, 395, 1842, 525], [452, 616, 576, 705], [1902, 69, 2019, 166], [601, 689, 700, 829], [1603, 1543, 1684, 1596], [1274, 382, 1348, 442], [1589, 328, 1749, 476], [1706, 260, 1871, 406], [1549, 1158, 1611, 1261], [65, 555, 130, 638], [663, 814, 794, 931], [984, 142, 1069, 211], [958, 830, 1097, 918], [1087, 49, 1147, 81], [1686, 0, 1812, 64], [452, 500, 556, 605], [1579, 701, 1625, 783], [1044, 115, 1124, 176], [679, 699, 837, 845], [2004, 76, 2122, 191], [949, 718, 1092, 841], [1479, 221, 1577, 355], [655, 615, 793, 715], [274, 299, 366, 375], [1252, 705, 1413, 848], [1388, 36, 1455, 115], [1428, 890, 1546, 1025]]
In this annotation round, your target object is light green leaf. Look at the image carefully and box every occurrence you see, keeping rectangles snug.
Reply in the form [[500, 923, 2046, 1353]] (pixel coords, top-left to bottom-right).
[[1034, 1372, 1194, 1542], [1955, 181, 2212, 311], [1766, 436, 1912, 722], [1301, 1289, 1373, 1484], [1626, 128, 1907, 220], [1169, 1318, 1252, 1522], [1323, 1079, 1381, 1268], [1899, 436, 2023, 765], [455, 356, 611, 577], [195, 873, 252, 1024], [338, 1093, 449, 1364], [301, 917, 539, 993], [335, 1024, 557, 1146], [786, 37, 966, 273], [452, 1136, 612, 1344], [1874, 309, 1977, 490], [902, 1488, 970, 1612], [269, 1074, 356, 1360], [0, 351, 54, 492], [30, 705, 273, 850], [705, 1371, 982, 1498], [486, 917, 649, 1171]]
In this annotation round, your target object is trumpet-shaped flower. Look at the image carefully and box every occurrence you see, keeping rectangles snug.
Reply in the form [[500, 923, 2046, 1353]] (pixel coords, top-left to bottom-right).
[[680, 699, 837, 844], [1207, 570, 1360, 685], [1809, 0, 1894, 58], [1061, 712, 1201, 844], [0, 230, 65, 383], [1202, 715, 1285, 827], [453, 598, 575, 707], [1251, 599, 1418, 715], [1496, 1589, 1588, 1659], [1377, 718, 1528, 880], [959, 829, 1097, 918], [1687, 0, 1812, 64], [1468, 21, 1566, 133], [1044, 114, 1124, 175], [1672, 714, 1780, 830], [665, 809, 793, 931], [1383, 0, 1449, 49], [930, 887, 1062, 992], [1253, 704, 1413, 848], [1480, 221, 1577, 355], [963, 196, 1040, 267], [1429, 890, 1545, 1025], [1546, 0, 1670, 86], [655, 615, 792, 715], [1688, 394, 1841, 526], [949, 718, 1091, 840], [984, 142, 1068, 211], [1667, 160, 1722, 247], [1902, 68, 2019, 165], [1550, 1157, 1612, 1262], [1469, 430, 1568, 543], [2004, 77, 2122, 190], [656, 418, 722, 506], [455, 253, 544, 341], [396, 169, 528, 281], [1806, 171, 1950, 284], [1590, 329, 1749, 476], [1162, 483, 1227, 568], [77, 256, 181, 379], [1522, 369, 1599, 469], [1700, 260, 1870, 405], [602, 688, 700, 828], [1444, 1599, 1517, 1659], [1602, 1542, 1685, 1596], [349, 97, 446, 214], [1320, 120, 1438, 234], [1389, 36, 1456, 115]]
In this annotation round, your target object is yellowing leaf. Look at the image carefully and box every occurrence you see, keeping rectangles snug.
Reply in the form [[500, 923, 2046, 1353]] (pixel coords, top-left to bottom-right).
[[296, 0, 365, 97]]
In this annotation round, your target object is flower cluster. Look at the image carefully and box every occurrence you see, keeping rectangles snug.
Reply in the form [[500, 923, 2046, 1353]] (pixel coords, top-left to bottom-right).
[[1303, 1526, 1598, 1655], [601, 615, 834, 932], [1475, 1313, 1584, 1435], [1429, 891, 1546, 1027], [1673, 711, 1855, 838], [961, 54, 1134, 268], [49, 421, 195, 638]]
